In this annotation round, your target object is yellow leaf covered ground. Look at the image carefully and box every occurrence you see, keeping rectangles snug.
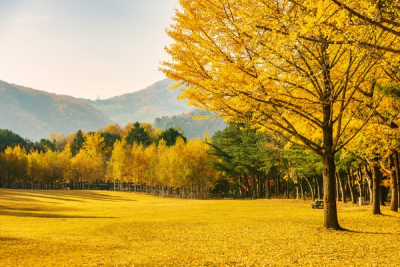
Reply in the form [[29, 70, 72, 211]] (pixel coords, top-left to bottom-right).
[[0, 189, 399, 266]]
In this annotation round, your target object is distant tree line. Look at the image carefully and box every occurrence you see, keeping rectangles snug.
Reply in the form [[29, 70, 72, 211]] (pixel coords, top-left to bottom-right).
[[0, 120, 399, 209], [0, 124, 217, 198]]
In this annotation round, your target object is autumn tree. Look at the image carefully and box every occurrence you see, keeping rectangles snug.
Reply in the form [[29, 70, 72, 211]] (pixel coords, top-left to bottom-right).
[[184, 138, 219, 198], [47, 133, 68, 151], [161, 0, 394, 229], [82, 133, 106, 187], [141, 122, 159, 143], [143, 143, 158, 194], [103, 124, 123, 135], [1, 146, 28, 188], [71, 149, 91, 189], [131, 143, 147, 191], [107, 139, 131, 191]]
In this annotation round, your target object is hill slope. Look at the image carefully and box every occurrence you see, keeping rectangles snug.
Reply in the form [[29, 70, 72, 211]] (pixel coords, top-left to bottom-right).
[[0, 80, 112, 141], [154, 109, 226, 139], [84, 79, 191, 126]]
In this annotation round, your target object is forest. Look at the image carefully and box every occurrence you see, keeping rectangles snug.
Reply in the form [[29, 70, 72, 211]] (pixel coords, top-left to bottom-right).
[[0, 117, 399, 214], [0, 123, 217, 199]]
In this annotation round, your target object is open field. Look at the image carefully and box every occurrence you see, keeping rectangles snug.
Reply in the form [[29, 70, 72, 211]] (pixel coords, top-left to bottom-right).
[[1, 190, 400, 266]]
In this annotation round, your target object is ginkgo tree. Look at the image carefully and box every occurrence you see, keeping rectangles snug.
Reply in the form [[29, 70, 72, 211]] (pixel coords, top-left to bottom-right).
[[161, 0, 394, 229]]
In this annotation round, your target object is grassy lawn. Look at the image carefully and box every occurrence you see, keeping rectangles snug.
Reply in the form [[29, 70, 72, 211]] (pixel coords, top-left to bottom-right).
[[1, 189, 400, 266]]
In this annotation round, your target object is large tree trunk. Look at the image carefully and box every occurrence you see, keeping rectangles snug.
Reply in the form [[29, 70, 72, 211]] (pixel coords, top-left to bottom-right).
[[321, 87, 341, 229], [372, 165, 381, 215], [322, 152, 341, 229], [394, 150, 400, 209], [320, 46, 341, 229]]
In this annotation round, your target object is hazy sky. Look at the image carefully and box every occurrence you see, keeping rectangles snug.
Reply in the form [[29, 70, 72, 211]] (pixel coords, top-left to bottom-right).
[[0, 0, 179, 99]]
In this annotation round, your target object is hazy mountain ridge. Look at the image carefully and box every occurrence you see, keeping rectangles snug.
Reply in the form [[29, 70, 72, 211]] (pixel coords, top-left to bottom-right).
[[84, 79, 191, 126], [0, 79, 222, 141], [0, 80, 112, 141]]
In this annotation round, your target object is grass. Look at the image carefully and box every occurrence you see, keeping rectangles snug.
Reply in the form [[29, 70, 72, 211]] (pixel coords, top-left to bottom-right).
[[1, 189, 400, 266]]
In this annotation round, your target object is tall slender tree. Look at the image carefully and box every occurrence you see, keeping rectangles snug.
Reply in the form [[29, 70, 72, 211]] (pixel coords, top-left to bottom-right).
[[71, 130, 85, 156]]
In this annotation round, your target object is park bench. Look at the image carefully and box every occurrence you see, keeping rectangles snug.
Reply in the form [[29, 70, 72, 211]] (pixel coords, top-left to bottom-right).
[[311, 200, 324, 209]]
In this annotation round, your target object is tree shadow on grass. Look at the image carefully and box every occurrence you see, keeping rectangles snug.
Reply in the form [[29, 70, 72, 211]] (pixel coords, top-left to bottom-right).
[[379, 213, 399, 218], [341, 228, 399, 235], [0, 210, 118, 219], [0, 190, 136, 203], [21, 191, 136, 202], [0, 191, 84, 203], [0, 236, 25, 242], [0, 205, 44, 212]]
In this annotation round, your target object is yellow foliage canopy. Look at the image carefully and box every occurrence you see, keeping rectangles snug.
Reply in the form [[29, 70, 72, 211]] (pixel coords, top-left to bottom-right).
[[161, 0, 395, 155]]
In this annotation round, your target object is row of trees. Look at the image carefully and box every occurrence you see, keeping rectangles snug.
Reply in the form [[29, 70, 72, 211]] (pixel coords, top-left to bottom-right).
[[0, 124, 218, 199], [1, 119, 399, 208], [208, 123, 399, 208]]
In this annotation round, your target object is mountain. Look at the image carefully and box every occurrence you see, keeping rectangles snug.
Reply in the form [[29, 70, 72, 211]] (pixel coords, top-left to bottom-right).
[[84, 79, 191, 126], [0, 80, 112, 141], [154, 109, 226, 139], [0, 78, 217, 141]]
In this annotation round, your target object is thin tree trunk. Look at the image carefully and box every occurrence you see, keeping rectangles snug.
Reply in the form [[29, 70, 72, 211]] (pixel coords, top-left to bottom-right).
[[336, 172, 341, 201], [337, 172, 346, 203], [251, 172, 256, 199], [316, 175, 321, 200], [303, 174, 315, 201], [346, 169, 356, 204], [286, 177, 289, 199], [363, 165, 373, 203], [356, 167, 363, 199]]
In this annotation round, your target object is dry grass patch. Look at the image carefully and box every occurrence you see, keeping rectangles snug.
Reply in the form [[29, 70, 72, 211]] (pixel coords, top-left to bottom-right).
[[0, 189, 399, 266]]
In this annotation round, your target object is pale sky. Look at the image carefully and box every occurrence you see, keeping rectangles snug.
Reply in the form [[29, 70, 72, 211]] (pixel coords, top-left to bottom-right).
[[0, 0, 179, 99]]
